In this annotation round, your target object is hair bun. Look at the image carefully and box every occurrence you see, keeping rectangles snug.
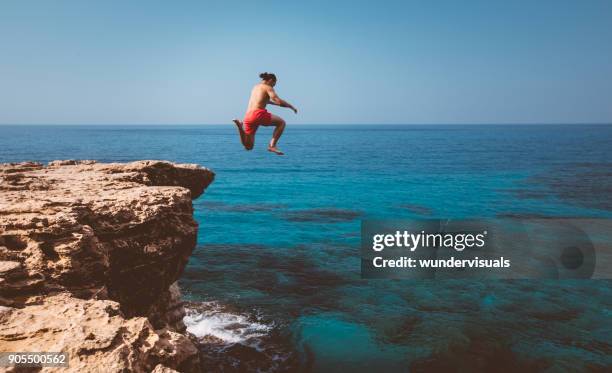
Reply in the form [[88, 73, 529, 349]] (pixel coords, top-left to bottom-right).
[[259, 72, 276, 81]]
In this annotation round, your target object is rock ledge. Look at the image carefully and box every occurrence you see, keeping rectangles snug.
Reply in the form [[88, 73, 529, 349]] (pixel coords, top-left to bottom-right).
[[0, 160, 215, 372]]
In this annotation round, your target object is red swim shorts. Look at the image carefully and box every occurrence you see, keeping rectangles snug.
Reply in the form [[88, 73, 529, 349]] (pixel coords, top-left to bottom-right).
[[243, 109, 272, 135]]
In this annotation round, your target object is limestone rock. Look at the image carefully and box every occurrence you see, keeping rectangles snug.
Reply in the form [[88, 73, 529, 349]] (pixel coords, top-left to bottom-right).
[[0, 160, 215, 372], [0, 294, 199, 373]]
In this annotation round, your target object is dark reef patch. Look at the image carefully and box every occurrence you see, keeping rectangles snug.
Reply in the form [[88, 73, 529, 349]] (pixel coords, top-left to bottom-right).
[[283, 208, 362, 223], [507, 162, 612, 212], [199, 201, 287, 213], [180, 243, 354, 309], [409, 330, 552, 373], [377, 315, 421, 345], [398, 204, 434, 216], [498, 188, 551, 200], [495, 212, 576, 219]]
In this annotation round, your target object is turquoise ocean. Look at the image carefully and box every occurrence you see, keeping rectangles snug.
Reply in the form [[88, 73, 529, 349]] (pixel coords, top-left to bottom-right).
[[1, 124, 611, 371]]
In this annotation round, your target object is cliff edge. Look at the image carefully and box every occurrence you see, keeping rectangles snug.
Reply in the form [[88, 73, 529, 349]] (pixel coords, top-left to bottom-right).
[[0, 160, 215, 372]]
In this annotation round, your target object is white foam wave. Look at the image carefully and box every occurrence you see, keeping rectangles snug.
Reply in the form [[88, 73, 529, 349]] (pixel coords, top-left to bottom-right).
[[184, 302, 271, 345]]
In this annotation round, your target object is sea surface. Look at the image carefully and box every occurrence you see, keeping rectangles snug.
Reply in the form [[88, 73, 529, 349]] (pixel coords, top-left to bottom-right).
[[1, 124, 611, 372]]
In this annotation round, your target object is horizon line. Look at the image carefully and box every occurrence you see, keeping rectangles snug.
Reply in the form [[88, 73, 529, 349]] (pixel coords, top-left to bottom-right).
[[1, 122, 612, 126]]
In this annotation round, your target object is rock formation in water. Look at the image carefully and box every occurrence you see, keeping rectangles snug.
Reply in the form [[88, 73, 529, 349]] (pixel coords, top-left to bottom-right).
[[0, 160, 214, 372]]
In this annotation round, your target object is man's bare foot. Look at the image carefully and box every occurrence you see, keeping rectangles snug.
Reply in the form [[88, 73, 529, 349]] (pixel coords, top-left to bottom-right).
[[268, 146, 284, 155], [233, 119, 243, 129]]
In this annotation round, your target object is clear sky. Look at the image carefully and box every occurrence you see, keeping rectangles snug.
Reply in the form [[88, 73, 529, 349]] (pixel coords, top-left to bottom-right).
[[1, 0, 611, 124]]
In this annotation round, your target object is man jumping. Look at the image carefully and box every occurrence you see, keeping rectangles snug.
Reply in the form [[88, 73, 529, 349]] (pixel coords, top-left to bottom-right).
[[233, 72, 298, 155]]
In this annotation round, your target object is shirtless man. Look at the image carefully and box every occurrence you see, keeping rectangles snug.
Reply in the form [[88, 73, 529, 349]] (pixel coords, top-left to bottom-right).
[[233, 72, 297, 155]]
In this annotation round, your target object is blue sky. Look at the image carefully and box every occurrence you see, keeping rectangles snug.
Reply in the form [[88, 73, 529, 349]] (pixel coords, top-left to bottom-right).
[[1, 0, 611, 124]]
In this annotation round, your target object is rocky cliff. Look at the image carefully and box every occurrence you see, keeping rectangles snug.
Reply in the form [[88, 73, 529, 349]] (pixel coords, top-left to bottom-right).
[[0, 160, 214, 372]]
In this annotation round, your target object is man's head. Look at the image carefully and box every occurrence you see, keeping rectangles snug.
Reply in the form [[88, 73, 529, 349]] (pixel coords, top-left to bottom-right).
[[260, 72, 277, 87]]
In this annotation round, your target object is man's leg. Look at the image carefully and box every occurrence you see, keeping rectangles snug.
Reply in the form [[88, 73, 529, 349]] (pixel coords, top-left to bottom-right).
[[233, 119, 254, 150], [267, 114, 286, 155]]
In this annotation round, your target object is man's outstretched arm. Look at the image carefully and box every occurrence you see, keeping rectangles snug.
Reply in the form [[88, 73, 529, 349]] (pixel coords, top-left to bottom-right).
[[268, 88, 298, 113]]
